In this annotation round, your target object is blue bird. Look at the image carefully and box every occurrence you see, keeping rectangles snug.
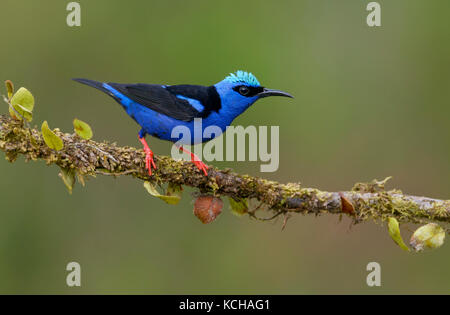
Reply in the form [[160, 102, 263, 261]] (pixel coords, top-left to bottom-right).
[[73, 71, 293, 176]]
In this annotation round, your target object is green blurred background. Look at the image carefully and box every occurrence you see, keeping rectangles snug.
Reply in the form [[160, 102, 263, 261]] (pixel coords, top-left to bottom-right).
[[0, 0, 449, 294]]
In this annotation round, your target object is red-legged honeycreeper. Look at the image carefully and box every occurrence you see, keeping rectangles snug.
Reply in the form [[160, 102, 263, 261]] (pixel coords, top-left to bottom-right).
[[73, 71, 293, 176]]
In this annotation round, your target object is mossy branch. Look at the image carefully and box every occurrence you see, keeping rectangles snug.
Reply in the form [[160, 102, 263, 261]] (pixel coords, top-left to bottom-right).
[[0, 114, 449, 226]]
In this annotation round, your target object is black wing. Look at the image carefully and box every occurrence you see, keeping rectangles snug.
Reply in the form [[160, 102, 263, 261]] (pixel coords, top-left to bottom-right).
[[108, 83, 201, 122], [165, 85, 222, 118]]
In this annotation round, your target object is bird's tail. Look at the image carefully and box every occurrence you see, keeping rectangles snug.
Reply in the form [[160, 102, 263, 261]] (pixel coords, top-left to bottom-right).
[[73, 78, 124, 105], [72, 78, 109, 93]]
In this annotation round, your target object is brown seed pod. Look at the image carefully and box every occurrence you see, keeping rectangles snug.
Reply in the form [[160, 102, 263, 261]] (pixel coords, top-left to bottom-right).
[[193, 195, 223, 224]]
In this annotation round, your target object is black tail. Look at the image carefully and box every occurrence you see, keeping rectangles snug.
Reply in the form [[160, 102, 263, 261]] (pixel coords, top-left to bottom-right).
[[73, 78, 122, 104], [72, 78, 110, 94]]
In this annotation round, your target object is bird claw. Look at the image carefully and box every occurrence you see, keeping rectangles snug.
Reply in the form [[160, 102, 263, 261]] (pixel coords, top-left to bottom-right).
[[143, 148, 157, 176], [176, 145, 209, 176], [139, 136, 156, 176], [192, 158, 208, 176], [143, 148, 156, 176]]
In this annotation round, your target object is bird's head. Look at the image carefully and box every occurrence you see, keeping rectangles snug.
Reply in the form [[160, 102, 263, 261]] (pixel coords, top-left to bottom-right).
[[214, 70, 293, 117]]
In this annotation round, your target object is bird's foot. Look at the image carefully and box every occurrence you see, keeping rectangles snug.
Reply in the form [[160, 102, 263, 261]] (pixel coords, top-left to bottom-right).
[[139, 136, 156, 176], [178, 146, 209, 176], [144, 149, 156, 176], [191, 158, 209, 176]]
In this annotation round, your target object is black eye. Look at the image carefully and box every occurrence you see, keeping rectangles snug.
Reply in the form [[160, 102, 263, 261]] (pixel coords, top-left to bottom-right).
[[238, 86, 250, 96]]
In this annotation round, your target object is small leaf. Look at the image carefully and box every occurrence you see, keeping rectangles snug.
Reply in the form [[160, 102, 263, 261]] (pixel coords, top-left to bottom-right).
[[9, 87, 34, 122], [410, 223, 445, 252], [73, 118, 93, 140], [59, 167, 75, 194], [387, 217, 410, 252], [15, 104, 33, 114], [41, 121, 64, 151], [228, 197, 248, 216], [5, 80, 14, 99], [143, 181, 181, 205]]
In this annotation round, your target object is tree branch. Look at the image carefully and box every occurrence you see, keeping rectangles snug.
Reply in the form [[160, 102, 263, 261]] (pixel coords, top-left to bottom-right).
[[0, 114, 449, 225]]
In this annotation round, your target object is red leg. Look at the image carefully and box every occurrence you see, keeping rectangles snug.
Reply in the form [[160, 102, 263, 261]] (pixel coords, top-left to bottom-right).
[[178, 146, 208, 176], [139, 136, 156, 176]]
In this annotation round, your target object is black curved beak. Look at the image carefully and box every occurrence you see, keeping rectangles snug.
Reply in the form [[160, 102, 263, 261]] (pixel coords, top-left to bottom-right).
[[258, 88, 294, 99]]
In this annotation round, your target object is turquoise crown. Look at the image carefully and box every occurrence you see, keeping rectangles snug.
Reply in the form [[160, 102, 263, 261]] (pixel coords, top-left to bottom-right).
[[225, 70, 260, 87]]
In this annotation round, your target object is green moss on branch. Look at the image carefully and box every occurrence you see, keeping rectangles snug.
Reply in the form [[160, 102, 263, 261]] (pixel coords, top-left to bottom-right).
[[0, 114, 449, 225]]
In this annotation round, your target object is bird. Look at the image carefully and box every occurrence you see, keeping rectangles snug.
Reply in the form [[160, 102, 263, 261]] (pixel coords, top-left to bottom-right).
[[73, 70, 293, 176]]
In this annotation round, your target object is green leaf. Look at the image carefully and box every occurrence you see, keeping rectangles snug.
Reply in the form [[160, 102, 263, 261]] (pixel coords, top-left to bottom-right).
[[15, 103, 33, 114], [9, 87, 34, 122], [59, 167, 75, 194], [410, 223, 445, 252], [143, 181, 181, 205], [387, 217, 410, 252], [5, 80, 14, 99], [228, 197, 248, 216], [73, 118, 93, 140], [41, 121, 64, 151]]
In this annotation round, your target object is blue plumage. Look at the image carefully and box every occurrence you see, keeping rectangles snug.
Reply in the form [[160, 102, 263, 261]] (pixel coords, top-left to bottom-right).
[[73, 71, 293, 176]]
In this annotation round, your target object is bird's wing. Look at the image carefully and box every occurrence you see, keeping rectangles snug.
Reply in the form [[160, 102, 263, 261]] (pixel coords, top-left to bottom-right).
[[108, 83, 201, 122]]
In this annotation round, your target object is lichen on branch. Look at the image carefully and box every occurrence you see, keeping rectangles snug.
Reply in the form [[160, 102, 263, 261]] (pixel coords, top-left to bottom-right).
[[0, 114, 449, 228]]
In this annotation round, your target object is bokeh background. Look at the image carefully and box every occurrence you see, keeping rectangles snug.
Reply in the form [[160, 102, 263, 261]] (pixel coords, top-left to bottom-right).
[[0, 0, 449, 294]]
